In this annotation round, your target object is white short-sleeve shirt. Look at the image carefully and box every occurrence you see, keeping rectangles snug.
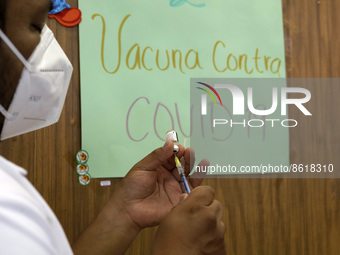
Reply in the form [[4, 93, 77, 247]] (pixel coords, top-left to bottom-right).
[[0, 156, 73, 255]]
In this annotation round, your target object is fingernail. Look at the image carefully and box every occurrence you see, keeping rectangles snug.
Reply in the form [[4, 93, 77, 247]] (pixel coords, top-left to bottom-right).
[[179, 193, 188, 202]]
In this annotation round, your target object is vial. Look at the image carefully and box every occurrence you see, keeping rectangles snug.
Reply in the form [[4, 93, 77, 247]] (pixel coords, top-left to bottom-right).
[[166, 130, 180, 154]]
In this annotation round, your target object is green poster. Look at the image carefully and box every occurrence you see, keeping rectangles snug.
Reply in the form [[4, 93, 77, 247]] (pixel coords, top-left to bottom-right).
[[79, 0, 287, 178]]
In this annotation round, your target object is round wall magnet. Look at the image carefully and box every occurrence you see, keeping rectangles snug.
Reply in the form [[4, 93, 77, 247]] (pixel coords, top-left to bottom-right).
[[75, 150, 89, 164], [76, 164, 89, 175], [78, 174, 91, 186]]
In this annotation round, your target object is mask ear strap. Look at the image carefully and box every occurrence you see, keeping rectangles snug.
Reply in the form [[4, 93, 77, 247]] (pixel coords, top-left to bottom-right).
[[0, 104, 17, 121], [0, 29, 32, 72]]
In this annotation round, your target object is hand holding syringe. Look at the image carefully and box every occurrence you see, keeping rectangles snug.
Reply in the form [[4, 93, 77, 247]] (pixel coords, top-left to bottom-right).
[[166, 130, 191, 194]]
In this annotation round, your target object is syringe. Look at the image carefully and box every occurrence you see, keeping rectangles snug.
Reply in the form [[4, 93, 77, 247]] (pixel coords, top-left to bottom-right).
[[175, 156, 191, 194]]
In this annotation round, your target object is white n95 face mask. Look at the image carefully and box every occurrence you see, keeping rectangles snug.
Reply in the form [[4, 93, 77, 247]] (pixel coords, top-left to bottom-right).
[[0, 25, 73, 140]]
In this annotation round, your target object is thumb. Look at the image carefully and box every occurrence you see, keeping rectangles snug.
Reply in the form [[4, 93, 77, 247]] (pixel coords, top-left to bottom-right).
[[132, 140, 174, 172]]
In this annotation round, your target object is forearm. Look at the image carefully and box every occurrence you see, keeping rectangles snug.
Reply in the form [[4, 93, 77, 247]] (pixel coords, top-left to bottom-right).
[[72, 197, 141, 255]]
